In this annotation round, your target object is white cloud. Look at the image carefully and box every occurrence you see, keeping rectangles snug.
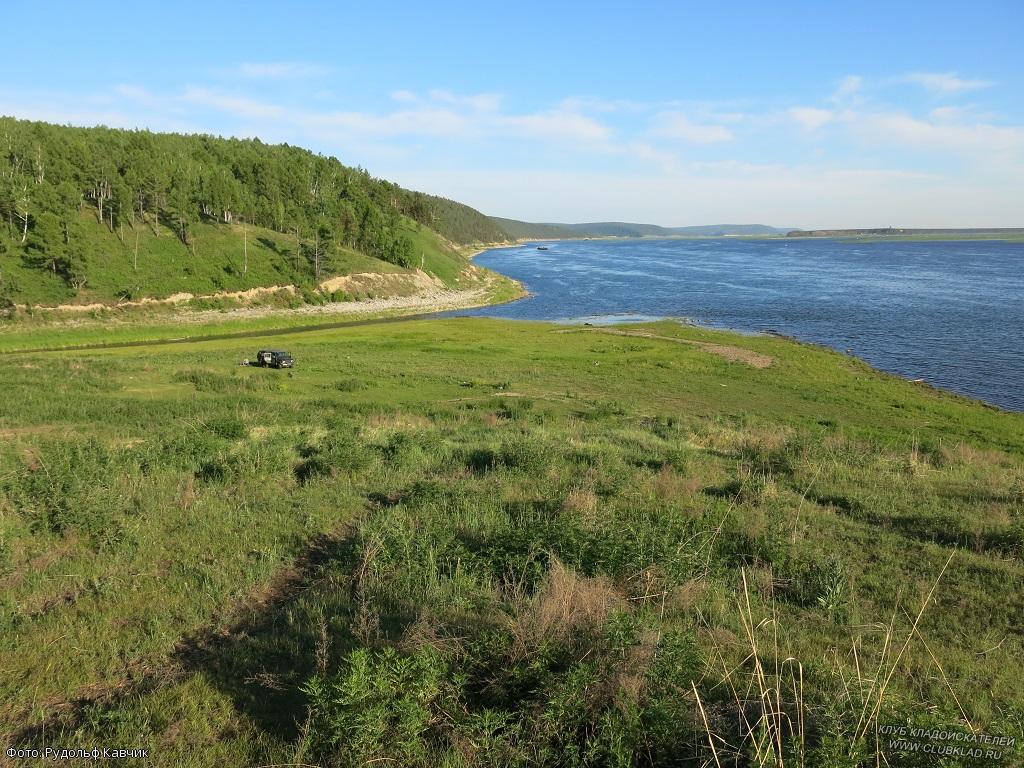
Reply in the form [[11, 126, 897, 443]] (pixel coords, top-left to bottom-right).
[[181, 87, 285, 120], [308, 106, 471, 138], [789, 107, 834, 131], [850, 111, 1024, 153], [650, 112, 733, 143], [499, 110, 610, 142], [165, 87, 612, 146], [900, 71, 992, 94], [112, 84, 152, 101], [5, 72, 1023, 226], [236, 61, 331, 79], [832, 75, 863, 102], [426, 89, 503, 112]]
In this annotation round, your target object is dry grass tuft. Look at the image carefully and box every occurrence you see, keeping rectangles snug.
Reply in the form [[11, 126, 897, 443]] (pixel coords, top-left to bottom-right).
[[609, 630, 659, 704], [665, 579, 708, 616], [365, 412, 432, 431], [561, 486, 598, 515], [508, 558, 625, 660], [178, 476, 196, 511], [939, 442, 1008, 468], [399, 609, 467, 656], [651, 463, 702, 500]]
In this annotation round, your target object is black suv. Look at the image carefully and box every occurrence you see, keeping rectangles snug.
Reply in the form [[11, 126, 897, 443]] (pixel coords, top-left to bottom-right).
[[254, 349, 294, 369]]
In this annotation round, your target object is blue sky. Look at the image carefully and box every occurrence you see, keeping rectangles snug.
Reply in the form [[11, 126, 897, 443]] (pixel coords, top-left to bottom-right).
[[2, 1, 1022, 227]]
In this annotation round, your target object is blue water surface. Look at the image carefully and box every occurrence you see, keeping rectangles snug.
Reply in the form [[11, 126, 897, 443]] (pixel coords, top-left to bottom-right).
[[452, 238, 1024, 411]]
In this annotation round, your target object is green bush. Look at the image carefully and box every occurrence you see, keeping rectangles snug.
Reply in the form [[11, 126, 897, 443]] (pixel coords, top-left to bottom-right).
[[174, 368, 280, 394], [497, 434, 552, 474], [4, 439, 128, 548], [334, 377, 367, 392], [203, 415, 247, 440], [303, 647, 454, 766], [295, 430, 374, 483]]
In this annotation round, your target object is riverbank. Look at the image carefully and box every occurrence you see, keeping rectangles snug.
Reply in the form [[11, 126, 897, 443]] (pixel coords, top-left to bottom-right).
[[0, 265, 525, 352]]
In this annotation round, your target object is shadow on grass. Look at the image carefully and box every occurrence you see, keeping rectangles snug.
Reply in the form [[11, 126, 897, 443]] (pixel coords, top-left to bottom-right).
[[170, 530, 364, 741], [809, 490, 1022, 557], [12, 526, 377, 746]]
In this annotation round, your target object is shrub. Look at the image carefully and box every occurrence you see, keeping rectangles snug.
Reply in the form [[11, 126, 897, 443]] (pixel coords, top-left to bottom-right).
[[334, 377, 367, 392], [303, 647, 455, 766], [497, 435, 552, 475], [5, 439, 127, 548], [495, 397, 534, 421], [203, 415, 247, 440], [782, 554, 849, 620], [382, 431, 445, 470], [295, 430, 374, 483], [174, 368, 280, 394]]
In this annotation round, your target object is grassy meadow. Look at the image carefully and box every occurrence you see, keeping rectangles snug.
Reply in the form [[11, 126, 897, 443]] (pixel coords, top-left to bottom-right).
[[0, 317, 1021, 766]]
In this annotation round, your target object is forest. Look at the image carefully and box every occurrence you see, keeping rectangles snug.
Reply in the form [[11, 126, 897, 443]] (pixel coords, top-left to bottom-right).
[[0, 117, 510, 305]]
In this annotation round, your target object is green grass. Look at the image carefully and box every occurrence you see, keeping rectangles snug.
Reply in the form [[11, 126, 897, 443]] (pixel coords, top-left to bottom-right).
[[1, 210, 473, 307], [0, 318, 1021, 766]]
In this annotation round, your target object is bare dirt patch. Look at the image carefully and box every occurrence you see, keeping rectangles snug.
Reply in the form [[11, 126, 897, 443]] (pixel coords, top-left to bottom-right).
[[588, 328, 775, 368], [318, 269, 444, 296], [8, 273, 511, 336], [27, 287, 295, 314]]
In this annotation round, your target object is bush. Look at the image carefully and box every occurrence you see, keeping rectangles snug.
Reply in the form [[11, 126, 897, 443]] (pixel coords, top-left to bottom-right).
[[5, 439, 128, 548], [382, 431, 445, 470], [295, 430, 374, 483], [174, 368, 280, 394], [203, 415, 247, 440], [782, 554, 849, 620], [303, 647, 454, 766], [334, 377, 367, 392], [497, 435, 552, 475]]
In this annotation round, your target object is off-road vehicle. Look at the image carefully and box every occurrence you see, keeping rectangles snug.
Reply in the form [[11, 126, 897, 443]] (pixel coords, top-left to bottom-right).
[[253, 349, 294, 369]]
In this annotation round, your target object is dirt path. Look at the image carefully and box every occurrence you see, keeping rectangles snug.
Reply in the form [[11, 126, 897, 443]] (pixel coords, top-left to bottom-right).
[[5, 274, 517, 354], [17, 269, 491, 320], [177, 282, 490, 326]]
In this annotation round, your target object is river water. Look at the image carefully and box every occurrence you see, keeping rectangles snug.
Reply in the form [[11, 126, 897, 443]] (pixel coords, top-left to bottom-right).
[[454, 238, 1024, 411]]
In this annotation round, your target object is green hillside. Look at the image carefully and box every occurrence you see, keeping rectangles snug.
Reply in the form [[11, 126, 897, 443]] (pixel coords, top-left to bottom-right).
[[0, 118, 510, 307]]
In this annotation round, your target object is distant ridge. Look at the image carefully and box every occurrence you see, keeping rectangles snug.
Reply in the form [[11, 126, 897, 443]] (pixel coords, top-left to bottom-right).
[[788, 227, 1024, 238], [490, 217, 794, 239]]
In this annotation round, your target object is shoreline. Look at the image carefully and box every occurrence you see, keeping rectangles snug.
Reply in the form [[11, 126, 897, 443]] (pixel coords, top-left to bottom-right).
[[0, 265, 528, 353]]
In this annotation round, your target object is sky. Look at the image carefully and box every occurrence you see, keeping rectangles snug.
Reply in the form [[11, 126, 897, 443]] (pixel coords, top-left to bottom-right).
[[1, 1, 1022, 228]]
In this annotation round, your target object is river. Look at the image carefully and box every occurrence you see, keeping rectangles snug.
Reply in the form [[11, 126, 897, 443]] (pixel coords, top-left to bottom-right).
[[454, 237, 1024, 411]]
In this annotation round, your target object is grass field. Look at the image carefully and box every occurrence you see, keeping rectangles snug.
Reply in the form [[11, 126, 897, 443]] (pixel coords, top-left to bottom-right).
[[0, 317, 1021, 766]]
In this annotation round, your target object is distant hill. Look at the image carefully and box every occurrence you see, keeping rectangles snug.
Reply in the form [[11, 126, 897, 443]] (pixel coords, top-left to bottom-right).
[[488, 218, 581, 240], [490, 218, 794, 239], [668, 224, 795, 236], [788, 227, 1024, 238], [0, 117, 511, 306]]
